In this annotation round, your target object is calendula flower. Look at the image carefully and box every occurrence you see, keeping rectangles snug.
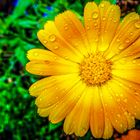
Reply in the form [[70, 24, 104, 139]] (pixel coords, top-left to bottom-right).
[[26, 1, 140, 139]]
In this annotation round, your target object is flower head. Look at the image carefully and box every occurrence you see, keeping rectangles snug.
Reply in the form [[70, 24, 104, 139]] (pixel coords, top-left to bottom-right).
[[26, 1, 140, 139]]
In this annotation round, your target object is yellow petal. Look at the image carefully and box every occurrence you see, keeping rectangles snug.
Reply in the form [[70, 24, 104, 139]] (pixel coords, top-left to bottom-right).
[[37, 21, 83, 63], [64, 87, 91, 136], [27, 49, 78, 66], [35, 74, 81, 108], [105, 16, 140, 59], [29, 74, 80, 97], [112, 38, 140, 62], [98, 3, 120, 51], [49, 81, 86, 123], [26, 60, 79, 76], [100, 84, 127, 133], [103, 114, 113, 139], [107, 78, 140, 120], [84, 2, 100, 53], [90, 86, 105, 138], [112, 68, 140, 84], [55, 11, 89, 56]]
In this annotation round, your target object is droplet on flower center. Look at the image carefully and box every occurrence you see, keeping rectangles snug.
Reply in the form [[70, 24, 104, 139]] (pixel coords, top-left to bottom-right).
[[80, 53, 112, 86]]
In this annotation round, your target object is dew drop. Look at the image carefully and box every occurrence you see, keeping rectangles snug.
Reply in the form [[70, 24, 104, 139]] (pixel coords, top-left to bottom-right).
[[92, 12, 99, 19], [65, 56, 68, 60], [32, 85, 37, 89], [94, 23, 97, 27], [86, 26, 90, 30], [113, 19, 117, 23], [54, 57, 57, 60], [54, 46, 59, 50], [118, 46, 124, 50], [130, 32, 133, 36], [64, 24, 68, 30], [132, 60, 136, 64], [116, 38, 120, 42], [43, 40, 47, 44], [102, 17, 106, 21], [100, 3, 104, 8], [124, 98, 127, 103], [120, 124, 123, 128], [117, 114, 121, 117], [135, 21, 140, 29], [125, 39, 130, 43], [34, 52, 38, 56], [49, 34, 56, 42]]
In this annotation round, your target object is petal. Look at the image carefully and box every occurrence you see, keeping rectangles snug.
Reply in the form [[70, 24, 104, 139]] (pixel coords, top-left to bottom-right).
[[100, 84, 128, 133], [49, 81, 86, 123], [37, 21, 83, 63], [26, 60, 79, 76], [90, 86, 105, 138], [35, 74, 81, 109], [64, 87, 91, 136], [107, 78, 140, 120], [98, 3, 120, 51], [84, 2, 100, 53], [29, 74, 80, 98], [111, 38, 140, 62], [112, 68, 140, 84], [105, 14, 140, 59], [55, 11, 89, 56], [27, 49, 78, 65], [103, 114, 113, 139]]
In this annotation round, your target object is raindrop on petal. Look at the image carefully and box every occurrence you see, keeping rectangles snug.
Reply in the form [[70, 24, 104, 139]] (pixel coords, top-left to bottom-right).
[[92, 12, 99, 19], [49, 34, 56, 42], [135, 21, 140, 29], [54, 46, 59, 50]]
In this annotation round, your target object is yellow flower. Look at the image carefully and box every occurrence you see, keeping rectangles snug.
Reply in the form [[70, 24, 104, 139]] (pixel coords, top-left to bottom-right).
[[26, 1, 140, 139]]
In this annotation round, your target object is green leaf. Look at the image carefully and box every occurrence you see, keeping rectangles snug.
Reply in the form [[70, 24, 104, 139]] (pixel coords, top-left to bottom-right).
[[94, 0, 116, 5], [15, 47, 27, 65]]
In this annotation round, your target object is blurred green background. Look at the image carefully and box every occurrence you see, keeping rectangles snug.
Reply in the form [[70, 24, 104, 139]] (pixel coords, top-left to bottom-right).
[[0, 0, 140, 140]]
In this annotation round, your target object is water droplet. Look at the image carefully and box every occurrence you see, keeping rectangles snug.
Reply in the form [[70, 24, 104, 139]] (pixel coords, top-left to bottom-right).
[[92, 12, 99, 19], [118, 46, 124, 50], [43, 40, 47, 44], [86, 26, 90, 30], [117, 114, 121, 117], [32, 85, 37, 89], [65, 56, 68, 60], [116, 38, 120, 42], [94, 23, 97, 27], [135, 21, 140, 29], [54, 46, 59, 50], [125, 39, 130, 43], [134, 92, 139, 96], [64, 24, 68, 30], [130, 32, 133, 36], [34, 52, 38, 56], [120, 124, 123, 127], [132, 60, 136, 64], [100, 3, 104, 8], [113, 19, 117, 23], [102, 17, 106, 21], [124, 98, 127, 103], [54, 57, 57, 60], [49, 34, 56, 42]]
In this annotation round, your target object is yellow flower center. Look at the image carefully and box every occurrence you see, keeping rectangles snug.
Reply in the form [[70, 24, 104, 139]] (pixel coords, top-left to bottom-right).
[[80, 53, 112, 86]]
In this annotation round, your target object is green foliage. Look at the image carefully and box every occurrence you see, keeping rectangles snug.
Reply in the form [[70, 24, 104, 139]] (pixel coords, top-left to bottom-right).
[[0, 0, 139, 139], [94, 0, 116, 5]]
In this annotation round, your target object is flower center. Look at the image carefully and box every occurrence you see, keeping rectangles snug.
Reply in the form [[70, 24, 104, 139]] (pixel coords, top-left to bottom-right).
[[80, 53, 112, 86]]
